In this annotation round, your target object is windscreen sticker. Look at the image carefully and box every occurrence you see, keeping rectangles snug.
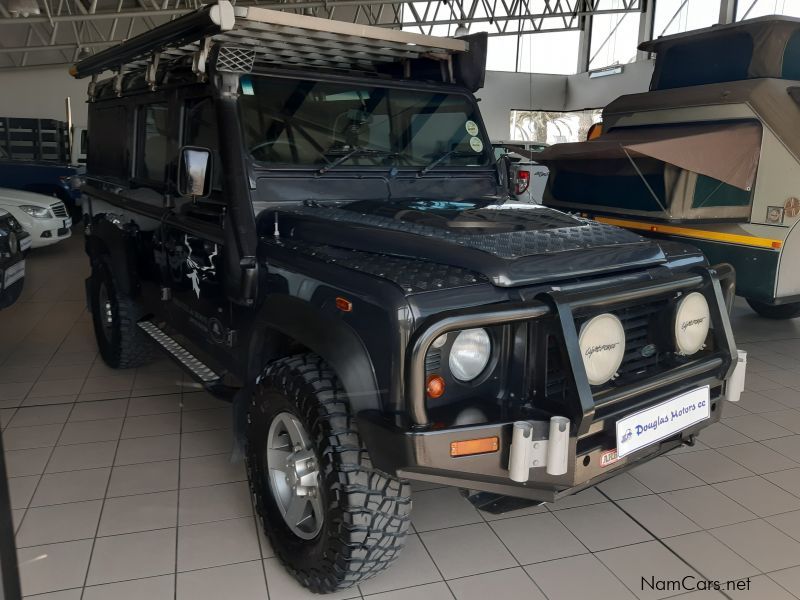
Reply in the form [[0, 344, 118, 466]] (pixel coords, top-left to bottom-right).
[[465, 120, 480, 136], [469, 137, 484, 152]]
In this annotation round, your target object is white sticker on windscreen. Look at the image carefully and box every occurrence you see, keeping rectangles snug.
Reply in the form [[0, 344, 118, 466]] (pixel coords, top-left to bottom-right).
[[469, 137, 484, 152], [465, 120, 479, 136]]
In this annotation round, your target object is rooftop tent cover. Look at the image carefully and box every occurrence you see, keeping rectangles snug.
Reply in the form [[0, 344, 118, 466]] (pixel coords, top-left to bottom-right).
[[535, 121, 762, 192], [639, 16, 800, 89]]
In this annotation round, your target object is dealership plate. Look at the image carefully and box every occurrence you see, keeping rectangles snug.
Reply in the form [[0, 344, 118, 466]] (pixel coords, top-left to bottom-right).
[[616, 386, 710, 458], [19, 236, 31, 252], [3, 260, 25, 289], [64, 217, 73, 229]]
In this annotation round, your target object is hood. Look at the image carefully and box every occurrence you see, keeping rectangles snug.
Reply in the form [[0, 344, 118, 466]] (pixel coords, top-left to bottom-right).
[[0, 187, 58, 208], [274, 199, 667, 287]]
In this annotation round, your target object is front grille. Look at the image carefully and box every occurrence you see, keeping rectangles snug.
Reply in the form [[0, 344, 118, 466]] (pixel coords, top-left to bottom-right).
[[613, 297, 670, 384], [50, 202, 67, 218]]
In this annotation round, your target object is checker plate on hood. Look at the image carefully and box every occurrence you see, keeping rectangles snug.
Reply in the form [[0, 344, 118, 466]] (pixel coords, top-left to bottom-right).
[[278, 204, 648, 259]]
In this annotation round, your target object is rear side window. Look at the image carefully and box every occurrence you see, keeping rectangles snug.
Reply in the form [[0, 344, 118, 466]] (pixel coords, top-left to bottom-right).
[[137, 103, 169, 183], [87, 105, 128, 179], [783, 31, 800, 80]]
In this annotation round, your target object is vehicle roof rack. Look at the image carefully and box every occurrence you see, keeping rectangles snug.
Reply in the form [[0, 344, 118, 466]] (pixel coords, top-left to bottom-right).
[[70, 1, 471, 87]]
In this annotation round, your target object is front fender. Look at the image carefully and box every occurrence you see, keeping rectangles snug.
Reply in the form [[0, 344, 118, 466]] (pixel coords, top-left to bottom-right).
[[86, 217, 139, 297], [253, 295, 381, 415]]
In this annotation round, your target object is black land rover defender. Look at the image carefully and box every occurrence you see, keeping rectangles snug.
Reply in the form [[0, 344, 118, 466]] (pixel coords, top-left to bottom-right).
[[73, 2, 742, 593]]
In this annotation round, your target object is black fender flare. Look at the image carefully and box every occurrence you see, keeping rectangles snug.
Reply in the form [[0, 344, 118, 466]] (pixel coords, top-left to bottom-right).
[[252, 295, 381, 415], [86, 217, 138, 297]]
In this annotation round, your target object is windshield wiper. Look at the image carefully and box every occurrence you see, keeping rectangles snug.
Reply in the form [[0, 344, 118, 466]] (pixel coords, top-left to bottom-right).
[[316, 146, 397, 176], [417, 149, 480, 177]]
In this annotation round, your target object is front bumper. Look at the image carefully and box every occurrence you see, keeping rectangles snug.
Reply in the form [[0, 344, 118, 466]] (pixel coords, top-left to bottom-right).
[[360, 264, 738, 502], [28, 218, 72, 248]]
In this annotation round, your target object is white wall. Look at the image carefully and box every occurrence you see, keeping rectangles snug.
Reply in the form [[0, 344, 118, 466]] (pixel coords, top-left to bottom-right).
[[478, 59, 654, 139], [564, 60, 654, 111], [476, 71, 567, 140], [0, 65, 90, 126]]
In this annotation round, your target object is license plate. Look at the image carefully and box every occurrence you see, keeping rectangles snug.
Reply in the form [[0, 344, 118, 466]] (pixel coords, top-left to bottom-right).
[[616, 386, 710, 458], [64, 217, 73, 229], [3, 260, 25, 288], [19, 236, 31, 252]]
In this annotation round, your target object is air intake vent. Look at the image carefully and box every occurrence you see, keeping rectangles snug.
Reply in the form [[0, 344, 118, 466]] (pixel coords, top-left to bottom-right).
[[50, 202, 67, 218], [425, 349, 441, 372]]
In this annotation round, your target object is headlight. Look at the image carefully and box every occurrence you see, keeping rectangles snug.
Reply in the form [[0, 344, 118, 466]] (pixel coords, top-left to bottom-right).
[[70, 175, 84, 190], [449, 328, 491, 381], [674, 292, 710, 355], [19, 205, 52, 219], [579, 313, 626, 386]]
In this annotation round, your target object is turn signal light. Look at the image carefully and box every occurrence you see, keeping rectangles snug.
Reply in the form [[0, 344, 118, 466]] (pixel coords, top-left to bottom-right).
[[335, 297, 352, 312], [450, 436, 499, 457], [426, 374, 446, 399]]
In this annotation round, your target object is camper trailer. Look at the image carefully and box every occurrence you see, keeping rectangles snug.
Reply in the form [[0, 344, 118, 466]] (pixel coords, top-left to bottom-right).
[[539, 17, 800, 319]]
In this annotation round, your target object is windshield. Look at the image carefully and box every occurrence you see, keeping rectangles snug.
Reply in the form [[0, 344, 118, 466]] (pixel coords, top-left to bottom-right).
[[239, 76, 492, 170]]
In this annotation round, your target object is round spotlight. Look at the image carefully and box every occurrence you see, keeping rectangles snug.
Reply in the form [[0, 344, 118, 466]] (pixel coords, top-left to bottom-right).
[[449, 328, 491, 382], [674, 292, 710, 355], [579, 313, 626, 386]]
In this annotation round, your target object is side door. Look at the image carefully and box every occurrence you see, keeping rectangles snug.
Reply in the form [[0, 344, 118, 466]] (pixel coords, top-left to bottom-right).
[[159, 94, 237, 361]]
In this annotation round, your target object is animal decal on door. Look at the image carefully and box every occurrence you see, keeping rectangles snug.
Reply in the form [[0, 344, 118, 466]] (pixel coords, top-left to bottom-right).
[[184, 235, 218, 299]]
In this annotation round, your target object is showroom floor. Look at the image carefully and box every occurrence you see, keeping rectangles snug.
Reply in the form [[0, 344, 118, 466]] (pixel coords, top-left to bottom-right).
[[2, 233, 800, 600]]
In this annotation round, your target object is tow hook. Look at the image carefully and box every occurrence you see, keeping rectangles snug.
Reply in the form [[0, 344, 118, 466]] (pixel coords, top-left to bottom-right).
[[508, 416, 570, 482]]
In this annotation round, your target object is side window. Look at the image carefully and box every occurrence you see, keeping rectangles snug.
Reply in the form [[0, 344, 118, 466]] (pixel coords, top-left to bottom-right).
[[137, 103, 169, 183], [183, 98, 222, 190], [783, 31, 800, 80], [87, 105, 128, 179]]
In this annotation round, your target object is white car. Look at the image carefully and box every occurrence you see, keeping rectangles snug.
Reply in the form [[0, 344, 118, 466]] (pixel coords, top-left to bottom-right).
[[0, 188, 72, 249]]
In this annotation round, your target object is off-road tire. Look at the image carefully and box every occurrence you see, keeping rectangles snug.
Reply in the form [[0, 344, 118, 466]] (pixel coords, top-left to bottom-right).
[[746, 298, 800, 320], [246, 354, 411, 593], [89, 257, 154, 368]]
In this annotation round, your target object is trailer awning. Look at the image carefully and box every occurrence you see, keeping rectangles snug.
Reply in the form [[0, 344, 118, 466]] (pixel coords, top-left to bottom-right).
[[536, 121, 762, 191]]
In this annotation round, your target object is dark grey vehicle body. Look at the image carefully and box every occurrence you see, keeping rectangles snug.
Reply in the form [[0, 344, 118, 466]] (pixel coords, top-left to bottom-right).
[[80, 45, 737, 503]]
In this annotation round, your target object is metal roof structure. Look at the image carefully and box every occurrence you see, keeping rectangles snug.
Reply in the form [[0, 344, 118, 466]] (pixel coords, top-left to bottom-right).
[[0, 0, 644, 70]]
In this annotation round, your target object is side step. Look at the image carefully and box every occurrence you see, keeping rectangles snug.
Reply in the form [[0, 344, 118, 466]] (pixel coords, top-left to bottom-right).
[[138, 320, 220, 384]]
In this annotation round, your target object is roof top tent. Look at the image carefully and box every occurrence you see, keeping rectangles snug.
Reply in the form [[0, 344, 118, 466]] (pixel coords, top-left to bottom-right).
[[536, 17, 800, 318], [69, 2, 486, 91]]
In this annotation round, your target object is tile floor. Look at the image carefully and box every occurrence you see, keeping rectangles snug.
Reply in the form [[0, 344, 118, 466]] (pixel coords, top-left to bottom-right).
[[3, 233, 800, 600]]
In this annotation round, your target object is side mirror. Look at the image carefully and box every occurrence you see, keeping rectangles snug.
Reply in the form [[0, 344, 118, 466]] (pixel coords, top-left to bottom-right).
[[178, 146, 212, 198], [496, 154, 512, 191]]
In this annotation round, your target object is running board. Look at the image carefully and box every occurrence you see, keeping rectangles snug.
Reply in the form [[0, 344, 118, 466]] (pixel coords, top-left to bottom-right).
[[138, 320, 220, 384]]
